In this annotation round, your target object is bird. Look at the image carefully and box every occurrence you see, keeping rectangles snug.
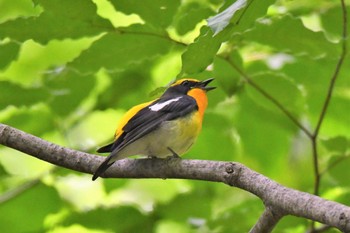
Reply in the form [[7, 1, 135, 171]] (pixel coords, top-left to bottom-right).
[[92, 78, 215, 180]]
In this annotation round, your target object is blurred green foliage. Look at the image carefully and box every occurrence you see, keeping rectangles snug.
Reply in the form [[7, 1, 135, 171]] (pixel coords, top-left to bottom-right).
[[0, 0, 349, 232]]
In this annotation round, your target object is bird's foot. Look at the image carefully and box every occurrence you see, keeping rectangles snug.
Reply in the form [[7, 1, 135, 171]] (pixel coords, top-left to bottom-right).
[[167, 147, 180, 159]]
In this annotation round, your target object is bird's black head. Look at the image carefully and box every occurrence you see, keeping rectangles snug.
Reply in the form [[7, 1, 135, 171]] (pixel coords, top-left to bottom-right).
[[163, 78, 216, 96]]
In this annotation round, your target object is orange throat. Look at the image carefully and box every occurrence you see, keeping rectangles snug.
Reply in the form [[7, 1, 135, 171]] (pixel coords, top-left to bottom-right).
[[188, 88, 208, 119]]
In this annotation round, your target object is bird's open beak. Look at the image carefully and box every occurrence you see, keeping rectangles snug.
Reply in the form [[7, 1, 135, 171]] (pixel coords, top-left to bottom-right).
[[198, 78, 216, 92]]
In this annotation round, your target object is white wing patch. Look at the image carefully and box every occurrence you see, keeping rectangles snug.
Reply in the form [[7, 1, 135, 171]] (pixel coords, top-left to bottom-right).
[[149, 97, 182, 111]]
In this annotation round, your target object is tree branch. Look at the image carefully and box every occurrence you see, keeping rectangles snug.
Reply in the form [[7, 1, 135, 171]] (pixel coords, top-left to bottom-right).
[[1, 123, 350, 232], [249, 206, 285, 233]]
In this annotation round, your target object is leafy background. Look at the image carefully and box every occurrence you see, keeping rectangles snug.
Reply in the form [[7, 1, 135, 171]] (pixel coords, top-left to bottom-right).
[[0, 0, 349, 232]]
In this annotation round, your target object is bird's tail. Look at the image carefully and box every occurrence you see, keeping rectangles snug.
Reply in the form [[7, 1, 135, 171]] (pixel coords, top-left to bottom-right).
[[92, 156, 114, 181]]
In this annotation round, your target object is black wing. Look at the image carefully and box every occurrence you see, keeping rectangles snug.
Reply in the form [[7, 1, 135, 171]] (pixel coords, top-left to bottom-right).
[[96, 142, 114, 153], [116, 95, 198, 151], [92, 95, 197, 181]]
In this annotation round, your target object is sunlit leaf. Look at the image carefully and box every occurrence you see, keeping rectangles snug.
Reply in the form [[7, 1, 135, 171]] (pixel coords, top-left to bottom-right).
[[174, 2, 214, 36], [208, 0, 275, 36], [69, 32, 172, 73], [1, 105, 54, 136], [0, 0, 113, 43], [155, 220, 192, 233], [61, 206, 153, 232], [109, 0, 180, 29], [244, 15, 339, 57], [0, 0, 41, 23], [2, 38, 95, 86], [0, 183, 61, 233], [208, 199, 263, 232], [320, 5, 349, 40], [180, 26, 223, 75], [207, 0, 246, 35], [156, 190, 212, 221]]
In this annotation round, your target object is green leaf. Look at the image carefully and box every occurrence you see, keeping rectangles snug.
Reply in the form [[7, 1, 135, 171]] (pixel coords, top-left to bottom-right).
[[328, 155, 350, 186], [189, 113, 237, 161], [234, 0, 276, 29], [174, 2, 214, 36], [0, 41, 20, 70], [327, 188, 350, 207], [207, 0, 247, 35], [281, 56, 336, 125], [69, 32, 172, 73], [109, 0, 180, 29], [208, 0, 275, 36], [115, 180, 191, 209], [281, 56, 350, 135], [180, 26, 223, 75], [321, 95, 350, 137], [0, 104, 55, 136], [0, 183, 61, 233], [234, 90, 298, 176], [61, 206, 153, 232], [96, 68, 153, 110], [0, 81, 50, 109], [67, 109, 123, 150], [155, 220, 192, 233], [2, 38, 95, 86], [213, 53, 243, 96], [321, 136, 348, 154], [156, 190, 212, 221], [0, 0, 113, 43], [209, 199, 263, 232], [44, 70, 95, 116], [0, 0, 41, 23], [243, 15, 339, 57], [245, 73, 304, 115], [320, 5, 350, 40]]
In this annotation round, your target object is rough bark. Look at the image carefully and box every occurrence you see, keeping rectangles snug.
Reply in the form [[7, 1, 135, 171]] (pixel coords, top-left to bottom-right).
[[1, 123, 350, 232]]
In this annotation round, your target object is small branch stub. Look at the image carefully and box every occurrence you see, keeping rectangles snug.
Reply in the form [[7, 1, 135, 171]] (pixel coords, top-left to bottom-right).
[[225, 163, 235, 174]]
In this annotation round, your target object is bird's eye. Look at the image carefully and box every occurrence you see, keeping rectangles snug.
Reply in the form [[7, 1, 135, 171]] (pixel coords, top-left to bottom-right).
[[181, 80, 190, 86]]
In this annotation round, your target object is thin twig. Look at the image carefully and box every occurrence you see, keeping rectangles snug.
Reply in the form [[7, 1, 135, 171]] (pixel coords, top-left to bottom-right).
[[0, 179, 40, 204], [0, 167, 59, 204], [309, 0, 348, 230], [313, 0, 348, 139], [223, 56, 313, 138], [311, 0, 348, 195], [321, 154, 350, 176], [311, 140, 320, 196]]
